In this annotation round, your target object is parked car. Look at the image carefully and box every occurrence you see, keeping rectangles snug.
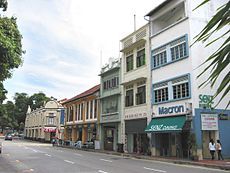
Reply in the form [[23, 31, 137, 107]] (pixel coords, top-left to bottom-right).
[[0, 142, 2, 153], [5, 134, 13, 141]]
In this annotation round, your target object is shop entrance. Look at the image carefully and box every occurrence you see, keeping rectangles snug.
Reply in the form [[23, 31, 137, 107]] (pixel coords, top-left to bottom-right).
[[133, 134, 149, 154], [202, 131, 217, 159], [156, 132, 189, 158], [104, 128, 114, 151]]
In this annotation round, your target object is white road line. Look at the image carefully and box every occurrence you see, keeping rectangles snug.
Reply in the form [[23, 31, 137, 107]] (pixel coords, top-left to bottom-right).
[[32, 149, 38, 153], [74, 153, 82, 156], [45, 154, 51, 157], [98, 170, 108, 173], [100, 159, 112, 163], [64, 160, 75, 164], [143, 167, 166, 173]]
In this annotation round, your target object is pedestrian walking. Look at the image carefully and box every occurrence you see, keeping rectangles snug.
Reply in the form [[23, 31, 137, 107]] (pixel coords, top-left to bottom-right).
[[216, 139, 224, 160], [209, 139, 215, 160]]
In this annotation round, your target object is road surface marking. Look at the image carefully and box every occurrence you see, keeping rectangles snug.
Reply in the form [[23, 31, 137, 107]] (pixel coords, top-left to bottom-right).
[[98, 170, 108, 173], [32, 149, 38, 153], [23, 169, 34, 172], [100, 159, 112, 163], [64, 160, 75, 164], [45, 154, 51, 157], [144, 167, 166, 173], [74, 153, 82, 156]]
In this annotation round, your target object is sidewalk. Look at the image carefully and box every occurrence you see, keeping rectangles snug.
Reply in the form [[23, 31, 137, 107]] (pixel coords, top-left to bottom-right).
[[57, 145, 230, 171]]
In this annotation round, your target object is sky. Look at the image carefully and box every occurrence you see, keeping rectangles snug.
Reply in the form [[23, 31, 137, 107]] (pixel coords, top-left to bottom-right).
[[3, 0, 164, 101]]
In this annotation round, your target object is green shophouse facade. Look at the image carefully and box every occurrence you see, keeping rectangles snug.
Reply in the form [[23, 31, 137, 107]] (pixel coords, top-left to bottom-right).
[[99, 59, 122, 151]]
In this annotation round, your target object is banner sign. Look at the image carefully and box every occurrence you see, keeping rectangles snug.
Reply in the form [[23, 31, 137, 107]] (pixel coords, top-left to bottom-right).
[[201, 114, 218, 130]]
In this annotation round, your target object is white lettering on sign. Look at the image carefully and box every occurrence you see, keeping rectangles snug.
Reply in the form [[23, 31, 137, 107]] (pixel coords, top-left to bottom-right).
[[201, 114, 218, 130], [150, 124, 178, 131]]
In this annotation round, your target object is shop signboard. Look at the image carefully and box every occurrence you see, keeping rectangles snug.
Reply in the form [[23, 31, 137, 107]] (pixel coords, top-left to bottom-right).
[[158, 105, 185, 116], [201, 114, 218, 130], [199, 94, 213, 109]]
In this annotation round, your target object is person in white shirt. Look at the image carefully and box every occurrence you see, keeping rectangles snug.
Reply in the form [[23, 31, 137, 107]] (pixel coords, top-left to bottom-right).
[[209, 139, 215, 160]]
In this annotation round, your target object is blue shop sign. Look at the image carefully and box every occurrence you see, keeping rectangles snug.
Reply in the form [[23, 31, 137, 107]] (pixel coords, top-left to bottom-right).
[[159, 105, 185, 115]]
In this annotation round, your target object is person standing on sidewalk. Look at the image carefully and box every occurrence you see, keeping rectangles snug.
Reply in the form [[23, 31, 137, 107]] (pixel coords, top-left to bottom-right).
[[216, 140, 224, 160], [209, 139, 216, 160]]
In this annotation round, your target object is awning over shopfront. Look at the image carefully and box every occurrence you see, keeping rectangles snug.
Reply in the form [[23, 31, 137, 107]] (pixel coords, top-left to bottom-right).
[[43, 127, 56, 133], [145, 116, 186, 132]]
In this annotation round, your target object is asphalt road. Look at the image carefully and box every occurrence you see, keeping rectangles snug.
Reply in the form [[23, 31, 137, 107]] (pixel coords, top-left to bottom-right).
[[0, 139, 229, 173]]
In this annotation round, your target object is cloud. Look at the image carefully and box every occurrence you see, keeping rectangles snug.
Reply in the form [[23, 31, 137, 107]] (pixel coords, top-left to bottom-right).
[[4, 0, 164, 101]]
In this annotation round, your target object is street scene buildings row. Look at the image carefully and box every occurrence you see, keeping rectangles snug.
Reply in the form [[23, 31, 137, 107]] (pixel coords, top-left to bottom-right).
[[24, 0, 230, 160]]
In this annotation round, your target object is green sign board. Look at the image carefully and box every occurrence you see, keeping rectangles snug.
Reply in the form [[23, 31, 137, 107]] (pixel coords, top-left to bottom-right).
[[199, 94, 214, 109]]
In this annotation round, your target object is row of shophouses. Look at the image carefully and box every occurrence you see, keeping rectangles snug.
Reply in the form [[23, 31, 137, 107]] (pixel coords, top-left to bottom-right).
[[25, 0, 230, 160]]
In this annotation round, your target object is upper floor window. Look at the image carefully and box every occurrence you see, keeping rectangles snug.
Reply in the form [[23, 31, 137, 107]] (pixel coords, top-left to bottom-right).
[[126, 54, 133, 72], [153, 50, 167, 67], [136, 49, 145, 68], [153, 74, 190, 104], [47, 117, 54, 125], [86, 101, 89, 119], [152, 35, 188, 69], [102, 96, 118, 114], [60, 110, 65, 124], [67, 106, 73, 122], [136, 85, 146, 105], [150, 2, 186, 36], [172, 75, 189, 99], [125, 89, 133, 107], [94, 99, 97, 119], [103, 77, 119, 90], [90, 100, 93, 119], [80, 103, 84, 120]]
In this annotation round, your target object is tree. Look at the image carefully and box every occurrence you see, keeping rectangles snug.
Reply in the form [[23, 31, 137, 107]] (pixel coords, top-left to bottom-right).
[[0, 0, 24, 102], [28, 92, 50, 111], [12, 92, 50, 129], [0, 101, 18, 131], [13, 93, 29, 125], [0, 82, 7, 103], [0, 0, 7, 11], [0, 16, 24, 81], [194, 0, 230, 108]]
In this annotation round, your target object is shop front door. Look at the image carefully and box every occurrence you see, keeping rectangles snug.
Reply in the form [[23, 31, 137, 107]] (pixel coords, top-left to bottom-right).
[[104, 129, 114, 151], [160, 133, 169, 156]]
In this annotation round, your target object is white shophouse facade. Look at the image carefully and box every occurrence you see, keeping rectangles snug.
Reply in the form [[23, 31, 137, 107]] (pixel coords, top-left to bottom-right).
[[145, 0, 230, 160], [120, 24, 152, 154]]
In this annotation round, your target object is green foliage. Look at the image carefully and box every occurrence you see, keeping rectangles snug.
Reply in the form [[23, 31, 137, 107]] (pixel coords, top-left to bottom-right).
[[14, 93, 29, 124], [0, 0, 7, 11], [0, 101, 18, 131], [0, 92, 51, 131], [0, 82, 7, 103], [28, 92, 51, 111], [194, 0, 230, 108], [0, 16, 24, 81]]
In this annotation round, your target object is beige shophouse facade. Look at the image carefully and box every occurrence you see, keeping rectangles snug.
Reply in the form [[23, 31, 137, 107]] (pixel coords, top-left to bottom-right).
[[25, 100, 64, 142]]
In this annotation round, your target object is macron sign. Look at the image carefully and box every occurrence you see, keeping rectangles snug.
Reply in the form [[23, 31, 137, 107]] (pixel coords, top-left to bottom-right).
[[158, 105, 185, 115]]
